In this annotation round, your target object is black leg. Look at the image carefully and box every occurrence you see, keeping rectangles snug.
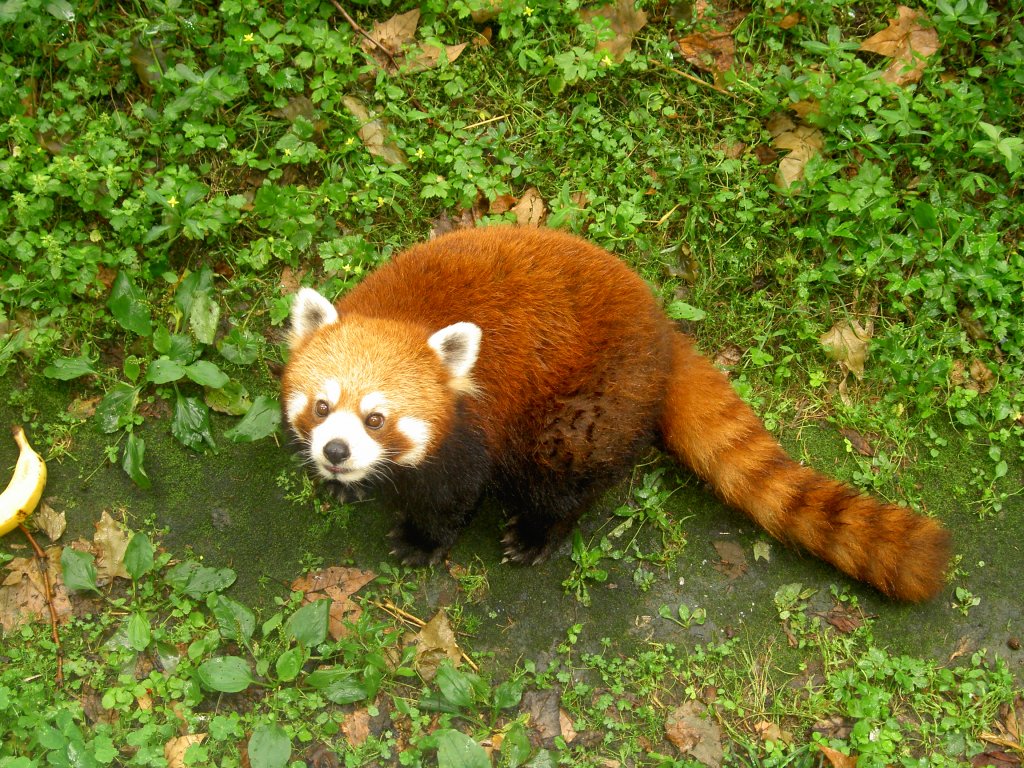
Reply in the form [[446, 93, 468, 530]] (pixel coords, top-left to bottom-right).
[[381, 414, 491, 566]]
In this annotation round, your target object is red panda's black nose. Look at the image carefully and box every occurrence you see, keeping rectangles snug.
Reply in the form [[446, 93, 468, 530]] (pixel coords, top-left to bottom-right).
[[323, 440, 350, 465]]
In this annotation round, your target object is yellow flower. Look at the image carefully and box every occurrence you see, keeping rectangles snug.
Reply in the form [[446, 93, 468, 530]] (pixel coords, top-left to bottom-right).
[[523, 6, 533, 17], [167, 196, 178, 208], [243, 33, 254, 43]]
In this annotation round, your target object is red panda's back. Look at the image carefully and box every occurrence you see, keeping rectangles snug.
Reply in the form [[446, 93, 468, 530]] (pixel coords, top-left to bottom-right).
[[338, 226, 674, 451]]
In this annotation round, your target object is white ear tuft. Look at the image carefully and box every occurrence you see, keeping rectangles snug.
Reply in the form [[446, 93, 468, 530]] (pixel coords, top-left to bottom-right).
[[427, 322, 481, 379], [290, 288, 339, 348]]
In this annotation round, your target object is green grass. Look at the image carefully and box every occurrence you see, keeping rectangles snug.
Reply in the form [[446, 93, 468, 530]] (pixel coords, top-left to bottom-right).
[[1, 0, 1022, 765]]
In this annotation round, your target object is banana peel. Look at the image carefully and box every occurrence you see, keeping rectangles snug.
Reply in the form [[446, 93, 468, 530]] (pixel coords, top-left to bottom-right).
[[0, 425, 48, 537]]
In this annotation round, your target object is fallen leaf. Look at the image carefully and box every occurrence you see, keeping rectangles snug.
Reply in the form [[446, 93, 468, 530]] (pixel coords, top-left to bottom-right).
[[292, 567, 376, 640], [411, 610, 462, 680], [859, 6, 939, 86], [164, 734, 207, 768], [0, 547, 73, 632], [522, 689, 562, 747], [677, 30, 735, 74], [820, 318, 873, 380], [580, 0, 648, 63], [291, 566, 376, 596], [768, 114, 824, 189], [712, 540, 748, 580], [488, 193, 518, 215], [342, 708, 371, 746], [93, 511, 130, 582], [67, 395, 101, 420], [665, 701, 724, 767], [754, 720, 793, 745], [812, 715, 854, 741], [968, 359, 996, 394], [511, 187, 546, 227], [777, 12, 802, 29], [713, 344, 743, 369], [559, 708, 578, 743], [839, 428, 874, 457], [33, 501, 67, 542], [949, 636, 974, 663], [341, 96, 407, 166], [817, 744, 858, 768], [752, 541, 772, 562], [816, 604, 865, 634], [362, 10, 467, 75]]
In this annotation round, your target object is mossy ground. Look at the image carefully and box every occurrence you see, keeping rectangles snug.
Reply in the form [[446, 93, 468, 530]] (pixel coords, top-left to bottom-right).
[[4, 369, 1020, 682]]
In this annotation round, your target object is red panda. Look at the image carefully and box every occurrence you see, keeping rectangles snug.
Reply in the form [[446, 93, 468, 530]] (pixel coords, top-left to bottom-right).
[[282, 226, 950, 602]]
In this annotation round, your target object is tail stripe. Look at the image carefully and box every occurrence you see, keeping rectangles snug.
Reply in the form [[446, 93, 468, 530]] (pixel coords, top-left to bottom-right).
[[660, 333, 950, 602]]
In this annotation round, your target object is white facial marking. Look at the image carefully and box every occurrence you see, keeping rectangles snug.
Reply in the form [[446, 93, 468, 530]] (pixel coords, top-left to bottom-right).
[[360, 391, 389, 415], [285, 392, 309, 424], [322, 379, 341, 407], [309, 411, 383, 483], [396, 416, 431, 465]]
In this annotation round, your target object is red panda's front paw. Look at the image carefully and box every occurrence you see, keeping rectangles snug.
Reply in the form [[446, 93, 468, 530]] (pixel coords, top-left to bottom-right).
[[386, 527, 447, 567], [500, 519, 554, 566]]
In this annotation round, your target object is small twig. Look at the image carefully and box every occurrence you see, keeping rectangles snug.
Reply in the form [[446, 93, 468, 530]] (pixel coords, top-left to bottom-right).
[[329, 0, 400, 73], [651, 58, 740, 99], [19, 524, 64, 687], [465, 114, 509, 131], [371, 599, 479, 672]]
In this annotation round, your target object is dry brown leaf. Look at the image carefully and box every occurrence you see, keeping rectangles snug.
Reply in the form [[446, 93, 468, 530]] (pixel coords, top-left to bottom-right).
[[581, 0, 649, 63], [713, 344, 743, 369], [559, 709, 578, 743], [33, 501, 66, 542], [411, 610, 462, 680], [290, 566, 375, 596], [839, 428, 874, 457], [969, 359, 996, 394], [677, 31, 735, 74], [859, 6, 939, 86], [292, 566, 375, 641], [470, 0, 508, 23], [488, 193, 518, 215], [364, 9, 419, 59], [816, 604, 865, 634], [665, 701, 724, 766], [820, 318, 873, 380], [164, 734, 207, 768], [67, 395, 101, 420], [93, 511, 130, 582], [362, 10, 468, 75], [342, 708, 371, 746], [521, 689, 562, 747], [817, 744, 858, 768], [754, 720, 793, 745], [511, 188, 546, 227], [0, 547, 73, 632], [777, 12, 802, 29], [769, 114, 824, 189], [341, 96, 407, 166], [712, 539, 748, 580]]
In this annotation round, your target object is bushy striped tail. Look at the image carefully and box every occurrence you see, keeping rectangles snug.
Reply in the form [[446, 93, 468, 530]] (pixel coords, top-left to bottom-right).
[[660, 333, 950, 602]]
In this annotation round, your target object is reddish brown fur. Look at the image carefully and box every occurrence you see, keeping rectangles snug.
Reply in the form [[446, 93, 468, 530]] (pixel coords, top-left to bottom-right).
[[284, 226, 951, 600], [660, 334, 950, 601]]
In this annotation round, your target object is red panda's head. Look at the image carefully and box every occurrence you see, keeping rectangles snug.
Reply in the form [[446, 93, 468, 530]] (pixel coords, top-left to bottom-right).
[[281, 288, 480, 486]]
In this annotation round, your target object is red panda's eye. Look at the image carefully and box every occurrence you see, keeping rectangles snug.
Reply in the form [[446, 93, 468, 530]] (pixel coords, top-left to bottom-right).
[[314, 400, 330, 418], [365, 412, 385, 430]]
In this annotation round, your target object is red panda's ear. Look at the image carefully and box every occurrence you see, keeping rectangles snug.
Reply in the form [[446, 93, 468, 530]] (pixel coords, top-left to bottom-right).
[[290, 288, 339, 349], [427, 322, 481, 379]]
